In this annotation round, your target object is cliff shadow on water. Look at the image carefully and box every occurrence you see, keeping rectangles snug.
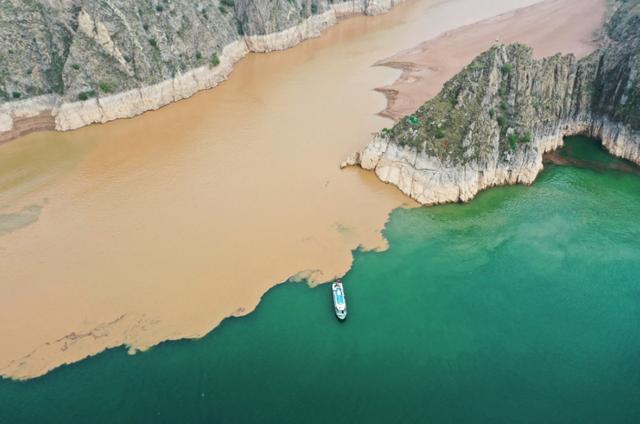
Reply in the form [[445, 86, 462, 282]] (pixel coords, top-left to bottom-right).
[[545, 135, 640, 177]]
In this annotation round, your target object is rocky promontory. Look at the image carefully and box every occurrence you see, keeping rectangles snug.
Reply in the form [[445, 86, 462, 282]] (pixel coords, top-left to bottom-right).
[[347, 0, 640, 205], [0, 0, 403, 143]]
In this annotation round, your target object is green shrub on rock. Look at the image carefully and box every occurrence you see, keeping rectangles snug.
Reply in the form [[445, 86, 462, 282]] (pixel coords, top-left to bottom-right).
[[99, 82, 115, 93], [78, 90, 96, 101], [209, 53, 220, 68]]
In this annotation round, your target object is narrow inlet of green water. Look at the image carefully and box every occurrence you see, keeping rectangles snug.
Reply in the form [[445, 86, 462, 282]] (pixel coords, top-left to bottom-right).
[[1, 136, 639, 424]]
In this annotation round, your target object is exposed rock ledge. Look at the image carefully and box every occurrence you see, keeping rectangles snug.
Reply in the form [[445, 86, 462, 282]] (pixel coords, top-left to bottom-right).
[[0, 0, 404, 144], [345, 117, 639, 205], [345, 0, 640, 205]]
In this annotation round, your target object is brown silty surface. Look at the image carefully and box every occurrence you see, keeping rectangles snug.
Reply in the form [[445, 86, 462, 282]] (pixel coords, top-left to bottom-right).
[[0, 0, 605, 380], [0, 112, 56, 145]]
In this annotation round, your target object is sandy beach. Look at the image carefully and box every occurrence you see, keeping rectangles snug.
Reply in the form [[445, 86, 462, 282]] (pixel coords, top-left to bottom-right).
[[377, 0, 606, 121], [0, 0, 606, 380]]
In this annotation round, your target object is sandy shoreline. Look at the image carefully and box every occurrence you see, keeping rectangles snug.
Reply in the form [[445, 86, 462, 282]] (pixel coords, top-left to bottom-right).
[[376, 0, 606, 121], [0, 0, 605, 381]]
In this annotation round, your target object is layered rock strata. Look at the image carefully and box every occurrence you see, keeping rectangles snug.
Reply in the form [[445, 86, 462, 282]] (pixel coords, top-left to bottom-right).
[[0, 0, 403, 143], [346, 0, 640, 204]]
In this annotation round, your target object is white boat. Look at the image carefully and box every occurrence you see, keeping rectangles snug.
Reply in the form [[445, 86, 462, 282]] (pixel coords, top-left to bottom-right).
[[332, 280, 347, 320]]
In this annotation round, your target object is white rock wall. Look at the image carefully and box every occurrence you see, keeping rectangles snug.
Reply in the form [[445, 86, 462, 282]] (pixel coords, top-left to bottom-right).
[[353, 117, 640, 205], [0, 1, 403, 141]]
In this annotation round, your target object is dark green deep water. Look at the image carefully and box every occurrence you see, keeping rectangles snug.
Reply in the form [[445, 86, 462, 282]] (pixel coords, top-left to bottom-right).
[[1, 137, 640, 423]]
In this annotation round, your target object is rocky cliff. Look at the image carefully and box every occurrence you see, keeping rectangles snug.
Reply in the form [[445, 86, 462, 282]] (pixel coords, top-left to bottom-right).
[[0, 0, 403, 142], [347, 0, 640, 205]]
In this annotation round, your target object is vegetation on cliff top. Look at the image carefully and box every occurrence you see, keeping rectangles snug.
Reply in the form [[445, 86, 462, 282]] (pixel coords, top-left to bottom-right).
[[381, 44, 565, 163], [0, 0, 336, 102], [382, 0, 639, 165]]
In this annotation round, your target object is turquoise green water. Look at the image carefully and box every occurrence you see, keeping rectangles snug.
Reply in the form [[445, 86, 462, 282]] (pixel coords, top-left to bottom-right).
[[1, 137, 640, 423]]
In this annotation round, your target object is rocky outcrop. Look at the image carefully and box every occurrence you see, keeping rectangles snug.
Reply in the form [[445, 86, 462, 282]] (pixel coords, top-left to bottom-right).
[[347, 0, 640, 205], [55, 40, 249, 131], [332, 0, 405, 17], [243, 10, 337, 52], [0, 0, 403, 143]]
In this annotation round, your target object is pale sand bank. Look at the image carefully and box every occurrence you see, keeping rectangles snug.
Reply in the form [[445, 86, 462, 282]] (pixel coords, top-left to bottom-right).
[[0, 0, 567, 380], [377, 0, 606, 121]]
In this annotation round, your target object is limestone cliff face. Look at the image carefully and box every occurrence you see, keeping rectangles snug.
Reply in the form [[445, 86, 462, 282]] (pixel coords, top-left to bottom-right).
[[0, 0, 403, 142], [348, 0, 640, 205]]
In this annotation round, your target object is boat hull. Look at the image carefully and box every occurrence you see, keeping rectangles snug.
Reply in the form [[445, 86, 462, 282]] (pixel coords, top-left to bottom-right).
[[332, 281, 348, 321]]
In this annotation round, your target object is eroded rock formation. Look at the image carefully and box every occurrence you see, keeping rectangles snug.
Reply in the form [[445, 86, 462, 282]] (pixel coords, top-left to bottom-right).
[[0, 0, 403, 142], [347, 0, 640, 204]]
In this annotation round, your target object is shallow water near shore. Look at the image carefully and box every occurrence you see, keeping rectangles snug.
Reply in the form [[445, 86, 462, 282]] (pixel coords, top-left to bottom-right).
[[2, 136, 639, 423]]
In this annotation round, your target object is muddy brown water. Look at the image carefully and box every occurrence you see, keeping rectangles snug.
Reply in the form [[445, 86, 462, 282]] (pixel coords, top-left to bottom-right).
[[0, 0, 543, 379]]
